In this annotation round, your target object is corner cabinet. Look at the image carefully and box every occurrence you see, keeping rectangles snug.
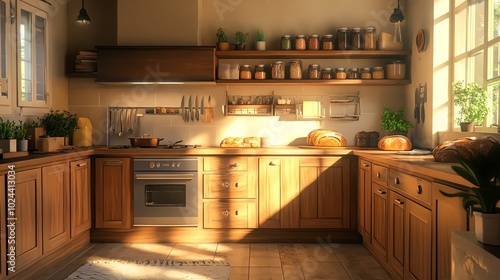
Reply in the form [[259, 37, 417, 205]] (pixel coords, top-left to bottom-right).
[[215, 50, 411, 85]]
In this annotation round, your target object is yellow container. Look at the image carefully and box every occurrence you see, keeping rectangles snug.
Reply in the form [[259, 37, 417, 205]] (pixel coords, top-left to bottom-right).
[[73, 117, 93, 147]]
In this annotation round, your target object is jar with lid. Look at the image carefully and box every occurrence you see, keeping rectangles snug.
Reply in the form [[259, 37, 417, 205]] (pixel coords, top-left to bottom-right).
[[336, 68, 347, 79], [322, 34, 334, 50], [308, 64, 321, 79], [240, 65, 252, 80], [355, 131, 369, 147], [372, 66, 384, 79], [254, 64, 266, 80], [307, 34, 320, 50], [336, 27, 349, 50], [386, 60, 405, 79], [294, 35, 306, 50], [361, 67, 372, 80], [289, 60, 303, 79], [271, 60, 285, 79], [280, 35, 292, 50], [321, 68, 333, 79], [363, 26, 376, 50], [347, 68, 360, 79], [350, 27, 362, 50]]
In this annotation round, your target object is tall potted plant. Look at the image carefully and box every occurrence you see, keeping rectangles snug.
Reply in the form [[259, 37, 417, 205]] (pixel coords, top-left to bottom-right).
[[380, 106, 413, 136], [215, 27, 230, 51], [39, 109, 79, 151], [234, 31, 250, 50], [14, 120, 30, 152], [452, 81, 489, 132], [440, 142, 500, 245]]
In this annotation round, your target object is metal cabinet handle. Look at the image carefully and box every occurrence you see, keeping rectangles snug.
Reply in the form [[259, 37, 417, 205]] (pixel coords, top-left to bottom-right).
[[221, 181, 230, 188], [394, 177, 400, 185], [416, 185, 423, 194], [230, 162, 239, 168], [76, 163, 87, 167], [106, 160, 123, 165], [362, 163, 370, 168], [269, 160, 278, 166], [221, 210, 230, 217], [377, 189, 386, 195], [235, 210, 239, 216], [376, 172, 381, 178], [395, 199, 404, 205]]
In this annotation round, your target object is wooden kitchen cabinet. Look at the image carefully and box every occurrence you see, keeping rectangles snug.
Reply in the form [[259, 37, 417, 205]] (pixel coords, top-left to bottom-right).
[[389, 191, 405, 279], [203, 202, 257, 228], [95, 158, 132, 228], [70, 158, 91, 237], [0, 175, 5, 279], [358, 158, 372, 241], [371, 183, 389, 261], [298, 157, 351, 228], [406, 199, 432, 280]]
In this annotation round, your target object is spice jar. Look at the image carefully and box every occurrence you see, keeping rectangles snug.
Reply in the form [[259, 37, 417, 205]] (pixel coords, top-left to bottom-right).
[[372, 66, 384, 79], [281, 35, 292, 50], [336, 68, 347, 79], [386, 60, 406, 79], [322, 34, 334, 50], [350, 27, 362, 50], [308, 64, 321, 79], [254, 64, 266, 80], [321, 68, 333, 79], [347, 68, 360, 79], [240, 65, 252, 80], [337, 27, 349, 50], [363, 26, 376, 50], [355, 131, 369, 147], [294, 35, 306, 50], [271, 60, 285, 79], [307, 34, 320, 50], [289, 60, 303, 79], [361, 67, 372, 80]]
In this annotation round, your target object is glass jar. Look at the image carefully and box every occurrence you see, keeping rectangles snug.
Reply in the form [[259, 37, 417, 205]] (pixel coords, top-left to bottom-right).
[[350, 27, 362, 50], [289, 59, 303, 79], [321, 67, 333, 79], [361, 67, 372, 79], [240, 64, 252, 80], [347, 68, 360, 79], [308, 64, 321, 79], [322, 34, 334, 50], [363, 26, 376, 50], [336, 67, 347, 79], [271, 60, 285, 79], [294, 35, 306, 50], [307, 34, 320, 50], [386, 60, 405, 79], [254, 64, 266, 80], [372, 66, 384, 79], [280, 35, 292, 50], [336, 27, 349, 50]]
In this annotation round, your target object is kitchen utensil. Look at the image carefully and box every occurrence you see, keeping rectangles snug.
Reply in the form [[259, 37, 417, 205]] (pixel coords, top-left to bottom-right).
[[201, 97, 205, 116], [188, 95, 193, 122], [180, 95, 185, 122], [110, 109, 116, 134], [125, 109, 131, 133], [129, 108, 136, 133], [128, 136, 164, 147], [414, 88, 420, 123], [195, 95, 199, 121]]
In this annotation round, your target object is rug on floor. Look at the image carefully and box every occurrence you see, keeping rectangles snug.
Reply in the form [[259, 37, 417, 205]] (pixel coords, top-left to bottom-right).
[[65, 259, 230, 280]]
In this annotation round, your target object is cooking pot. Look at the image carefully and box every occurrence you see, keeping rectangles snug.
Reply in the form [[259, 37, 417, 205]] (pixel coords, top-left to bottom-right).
[[129, 137, 164, 147]]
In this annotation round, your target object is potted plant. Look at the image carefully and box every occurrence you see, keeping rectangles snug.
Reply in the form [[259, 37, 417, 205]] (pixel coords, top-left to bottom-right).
[[380, 106, 413, 135], [14, 120, 31, 152], [39, 109, 79, 150], [439, 142, 500, 245], [0, 118, 17, 152], [255, 28, 266, 51], [234, 31, 250, 50], [215, 27, 230, 51], [452, 81, 489, 132]]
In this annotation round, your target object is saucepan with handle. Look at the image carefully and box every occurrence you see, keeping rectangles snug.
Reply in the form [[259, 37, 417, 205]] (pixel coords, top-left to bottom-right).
[[129, 134, 164, 147]]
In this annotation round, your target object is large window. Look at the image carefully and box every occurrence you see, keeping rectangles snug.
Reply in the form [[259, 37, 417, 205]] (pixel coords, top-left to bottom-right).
[[0, 0, 10, 105], [453, 0, 500, 128]]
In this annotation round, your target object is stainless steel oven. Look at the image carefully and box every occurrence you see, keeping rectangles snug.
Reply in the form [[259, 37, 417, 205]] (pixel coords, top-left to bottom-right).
[[133, 157, 198, 226]]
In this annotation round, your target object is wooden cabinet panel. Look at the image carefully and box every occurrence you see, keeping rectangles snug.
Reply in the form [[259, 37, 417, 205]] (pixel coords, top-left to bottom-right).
[[14, 169, 42, 272], [203, 202, 257, 228], [203, 173, 255, 199], [70, 159, 91, 238], [372, 183, 388, 261], [0, 175, 5, 279], [95, 158, 132, 228], [358, 159, 372, 240], [280, 158, 300, 228], [42, 163, 71, 254], [372, 163, 388, 186], [389, 191, 405, 279], [406, 199, 432, 280], [203, 157, 250, 172], [259, 158, 282, 228], [390, 169, 431, 206]]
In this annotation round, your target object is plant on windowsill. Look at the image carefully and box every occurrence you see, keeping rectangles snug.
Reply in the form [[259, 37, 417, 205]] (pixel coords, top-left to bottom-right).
[[234, 31, 250, 50], [380, 106, 413, 136], [452, 81, 489, 132], [0, 118, 17, 153], [439, 141, 500, 245], [255, 28, 266, 51], [215, 27, 230, 51]]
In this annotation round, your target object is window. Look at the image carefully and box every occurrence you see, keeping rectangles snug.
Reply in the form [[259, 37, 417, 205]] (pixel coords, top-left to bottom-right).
[[17, 1, 48, 107], [453, 0, 500, 128], [0, 0, 10, 105]]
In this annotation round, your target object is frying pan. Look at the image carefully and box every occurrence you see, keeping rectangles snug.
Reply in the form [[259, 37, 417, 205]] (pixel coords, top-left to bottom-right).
[[129, 136, 164, 147]]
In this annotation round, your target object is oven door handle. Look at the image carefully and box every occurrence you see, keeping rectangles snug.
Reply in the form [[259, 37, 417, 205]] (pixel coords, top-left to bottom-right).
[[135, 173, 195, 181]]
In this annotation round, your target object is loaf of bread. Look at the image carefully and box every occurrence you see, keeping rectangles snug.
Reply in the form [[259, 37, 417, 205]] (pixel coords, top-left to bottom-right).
[[220, 137, 261, 147], [433, 136, 499, 162], [306, 129, 347, 147], [377, 135, 412, 151]]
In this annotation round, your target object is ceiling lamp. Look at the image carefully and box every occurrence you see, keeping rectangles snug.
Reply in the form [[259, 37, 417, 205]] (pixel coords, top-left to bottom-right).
[[76, 0, 91, 25], [389, 0, 404, 23]]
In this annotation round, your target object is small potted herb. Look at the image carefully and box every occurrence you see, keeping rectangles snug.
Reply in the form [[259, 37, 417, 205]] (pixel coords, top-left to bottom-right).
[[14, 120, 31, 152], [380, 106, 413, 135], [452, 81, 490, 132], [255, 28, 266, 51], [234, 31, 250, 50], [215, 27, 230, 51], [0, 118, 17, 152]]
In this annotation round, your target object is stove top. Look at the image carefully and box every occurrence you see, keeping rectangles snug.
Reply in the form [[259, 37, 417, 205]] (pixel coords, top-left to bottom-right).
[[109, 144, 198, 149]]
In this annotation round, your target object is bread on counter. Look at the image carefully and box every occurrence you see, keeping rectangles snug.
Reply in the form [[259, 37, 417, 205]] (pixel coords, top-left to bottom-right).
[[306, 129, 347, 147], [220, 137, 261, 147], [377, 135, 412, 151], [432, 136, 498, 162]]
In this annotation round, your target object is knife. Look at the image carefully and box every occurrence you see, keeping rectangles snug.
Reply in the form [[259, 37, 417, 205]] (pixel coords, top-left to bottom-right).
[[195, 95, 199, 121], [188, 95, 193, 122], [414, 88, 420, 123], [180, 95, 185, 122], [201, 96, 205, 116]]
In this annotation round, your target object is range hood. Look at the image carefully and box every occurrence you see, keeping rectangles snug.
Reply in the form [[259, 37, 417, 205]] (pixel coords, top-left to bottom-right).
[[96, 46, 216, 84]]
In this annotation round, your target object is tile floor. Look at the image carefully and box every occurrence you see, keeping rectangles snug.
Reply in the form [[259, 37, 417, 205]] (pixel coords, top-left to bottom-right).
[[41, 242, 392, 279]]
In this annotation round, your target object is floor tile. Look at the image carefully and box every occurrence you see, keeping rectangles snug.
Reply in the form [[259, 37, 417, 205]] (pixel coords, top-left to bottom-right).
[[282, 265, 305, 280], [301, 262, 351, 280], [293, 243, 340, 263], [119, 243, 175, 260], [249, 267, 284, 280], [230, 266, 249, 279], [215, 243, 250, 266], [168, 243, 218, 260], [250, 243, 282, 267]]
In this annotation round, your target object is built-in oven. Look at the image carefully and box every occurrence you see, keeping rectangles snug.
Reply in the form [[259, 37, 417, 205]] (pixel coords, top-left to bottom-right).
[[133, 157, 198, 226]]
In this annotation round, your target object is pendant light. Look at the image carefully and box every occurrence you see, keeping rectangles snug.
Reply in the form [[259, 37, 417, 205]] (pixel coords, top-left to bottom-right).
[[76, 0, 91, 25], [389, 0, 404, 23]]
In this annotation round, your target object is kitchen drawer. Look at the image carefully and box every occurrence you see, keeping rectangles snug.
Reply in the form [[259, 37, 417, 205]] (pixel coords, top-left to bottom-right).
[[372, 163, 388, 186], [203, 157, 250, 172], [359, 158, 372, 171], [203, 201, 257, 228], [389, 169, 431, 206], [203, 174, 256, 199]]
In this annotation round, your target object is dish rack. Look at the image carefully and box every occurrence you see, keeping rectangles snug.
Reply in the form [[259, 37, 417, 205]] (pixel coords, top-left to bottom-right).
[[329, 95, 360, 120]]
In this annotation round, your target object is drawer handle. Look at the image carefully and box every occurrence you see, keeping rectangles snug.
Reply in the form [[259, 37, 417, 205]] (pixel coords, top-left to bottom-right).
[[221, 210, 230, 217], [417, 185, 423, 194], [363, 163, 370, 168], [376, 172, 381, 178], [395, 199, 404, 205], [377, 189, 386, 195], [106, 160, 123, 165], [76, 163, 87, 167], [221, 181, 230, 188], [269, 160, 278, 166], [235, 210, 239, 216], [230, 162, 240, 168], [394, 177, 400, 185]]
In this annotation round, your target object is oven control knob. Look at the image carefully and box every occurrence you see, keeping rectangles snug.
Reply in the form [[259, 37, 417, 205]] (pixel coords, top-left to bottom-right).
[[156, 163, 161, 168], [149, 162, 155, 169], [176, 163, 181, 168]]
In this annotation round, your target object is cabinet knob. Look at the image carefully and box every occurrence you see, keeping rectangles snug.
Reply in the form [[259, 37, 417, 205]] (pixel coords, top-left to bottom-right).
[[221, 210, 230, 217], [269, 160, 278, 166], [221, 181, 230, 188], [230, 162, 239, 168], [416, 185, 423, 194], [76, 163, 87, 167], [377, 189, 386, 195], [235, 210, 239, 216], [363, 163, 370, 168], [394, 177, 400, 185], [376, 172, 381, 178], [395, 199, 404, 205]]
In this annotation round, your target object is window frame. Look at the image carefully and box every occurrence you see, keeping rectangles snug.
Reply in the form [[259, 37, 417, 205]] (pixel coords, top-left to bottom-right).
[[0, 0, 12, 106]]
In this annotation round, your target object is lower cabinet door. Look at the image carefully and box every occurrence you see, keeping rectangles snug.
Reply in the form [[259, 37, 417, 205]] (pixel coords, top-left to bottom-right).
[[203, 202, 257, 228], [389, 191, 405, 279], [371, 184, 388, 261], [70, 159, 91, 237], [406, 200, 432, 280]]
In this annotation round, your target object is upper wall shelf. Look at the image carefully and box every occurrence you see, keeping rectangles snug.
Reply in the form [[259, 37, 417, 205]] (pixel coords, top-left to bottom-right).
[[216, 50, 411, 59]]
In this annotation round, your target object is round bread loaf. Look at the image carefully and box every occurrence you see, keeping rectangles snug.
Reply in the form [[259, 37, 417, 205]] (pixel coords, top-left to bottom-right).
[[432, 136, 499, 162], [306, 129, 347, 147], [377, 135, 412, 151], [220, 137, 261, 147]]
